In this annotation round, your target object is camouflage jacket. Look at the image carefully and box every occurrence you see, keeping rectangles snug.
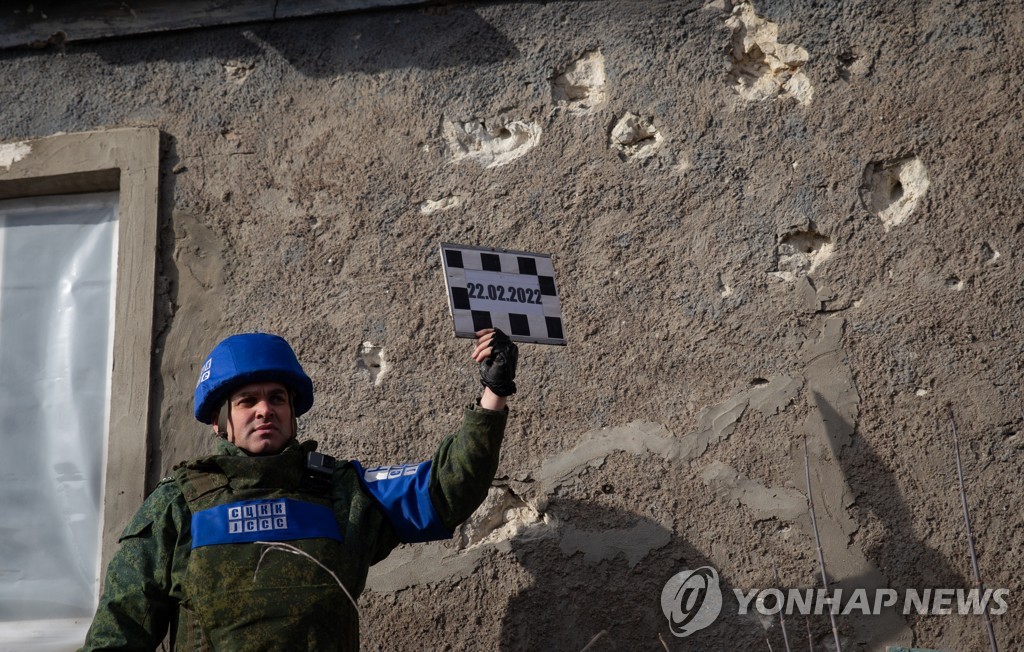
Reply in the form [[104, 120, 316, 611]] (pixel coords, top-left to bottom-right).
[[79, 403, 507, 651]]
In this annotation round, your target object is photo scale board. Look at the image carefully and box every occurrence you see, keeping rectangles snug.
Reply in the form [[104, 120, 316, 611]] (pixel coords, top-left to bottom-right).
[[440, 243, 566, 346]]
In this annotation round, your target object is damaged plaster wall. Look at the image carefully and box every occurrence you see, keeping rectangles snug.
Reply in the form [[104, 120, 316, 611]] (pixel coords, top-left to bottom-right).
[[2, 0, 1022, 649]]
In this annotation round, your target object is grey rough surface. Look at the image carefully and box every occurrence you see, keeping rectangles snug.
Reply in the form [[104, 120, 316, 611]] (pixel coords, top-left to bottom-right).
[[2, 0, 1023, 649]]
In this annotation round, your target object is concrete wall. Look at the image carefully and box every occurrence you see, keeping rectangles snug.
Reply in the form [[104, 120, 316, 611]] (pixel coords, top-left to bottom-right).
[[2, 1, 1021, 649]]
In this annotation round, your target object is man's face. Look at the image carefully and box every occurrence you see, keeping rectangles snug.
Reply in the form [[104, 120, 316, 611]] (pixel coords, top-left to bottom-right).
[[217, 382, 294, 455]]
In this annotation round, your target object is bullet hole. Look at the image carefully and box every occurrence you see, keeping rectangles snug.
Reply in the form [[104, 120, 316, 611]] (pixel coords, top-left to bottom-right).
[[981, 242, 1000, 264], [860, 156, 930, 230], [890, 179, 904, 204], [443, 118, 542, 168], [717, 273, 735, 298], [771, 228, 834, 282], [457, 486, 544, 548], [223, 59, 255, 84], [551, 49, 607, 112], [609, 112, 663, 161], [420, 196, 462, 215], [357, 341, 390, 385], [725, 2, 813, 105], [601, 484, 615, 494], [838, 46, 872, 80]]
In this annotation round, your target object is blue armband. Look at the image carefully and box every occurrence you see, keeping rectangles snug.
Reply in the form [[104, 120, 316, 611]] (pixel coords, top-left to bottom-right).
[[352, 460, 452, 543], [191, 498, 342, 549]]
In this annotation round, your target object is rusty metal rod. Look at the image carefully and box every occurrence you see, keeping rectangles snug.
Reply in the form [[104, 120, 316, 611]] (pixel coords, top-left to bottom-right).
[[803, 435, 842, 652], [773, 563, 792, 652], [946, 405, 999, 652]]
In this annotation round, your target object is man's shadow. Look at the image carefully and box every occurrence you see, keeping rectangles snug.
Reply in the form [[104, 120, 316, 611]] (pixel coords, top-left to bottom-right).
[[496, 391, 981, 651], [497, 496, 789, 651], [808, 392, 971, 648]]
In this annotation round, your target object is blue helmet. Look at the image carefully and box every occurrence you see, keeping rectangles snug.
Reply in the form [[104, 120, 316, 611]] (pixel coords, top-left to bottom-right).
[[193, 333, 314, 424]]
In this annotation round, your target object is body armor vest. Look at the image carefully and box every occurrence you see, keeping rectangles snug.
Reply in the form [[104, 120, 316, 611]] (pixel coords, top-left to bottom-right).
[[173, 442, 359, 651]]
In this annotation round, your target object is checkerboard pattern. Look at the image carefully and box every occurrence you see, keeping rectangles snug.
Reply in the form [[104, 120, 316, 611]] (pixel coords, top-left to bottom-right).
[[441, 244, 565, 345]]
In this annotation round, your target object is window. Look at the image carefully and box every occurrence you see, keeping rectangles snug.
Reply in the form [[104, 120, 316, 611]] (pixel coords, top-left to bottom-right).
[[0, 129, 158, 649]]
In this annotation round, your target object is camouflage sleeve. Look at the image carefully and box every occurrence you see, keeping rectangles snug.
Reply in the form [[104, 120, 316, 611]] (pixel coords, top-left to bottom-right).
[[79, 480, 186, 651], [429, 402, 508, 531]]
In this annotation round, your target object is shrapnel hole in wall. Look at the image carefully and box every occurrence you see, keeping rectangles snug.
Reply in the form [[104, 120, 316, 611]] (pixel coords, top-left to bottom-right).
[[725, 1, 813, 105], [551, 49, 606, 112], [860, 156, 930, 231], [771, 228, 834, 282]]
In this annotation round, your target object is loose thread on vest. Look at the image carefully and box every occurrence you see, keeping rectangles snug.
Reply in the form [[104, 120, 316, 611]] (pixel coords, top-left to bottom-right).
[[253, 541, 378, 652]]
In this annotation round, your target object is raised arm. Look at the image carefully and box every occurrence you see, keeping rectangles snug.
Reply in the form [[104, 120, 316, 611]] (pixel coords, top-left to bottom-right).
[[352, 330, 519, 541], [429, 328, 518, 530]]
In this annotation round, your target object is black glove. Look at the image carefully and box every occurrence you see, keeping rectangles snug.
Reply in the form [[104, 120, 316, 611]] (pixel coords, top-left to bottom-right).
[[480, 329, 518, 396]]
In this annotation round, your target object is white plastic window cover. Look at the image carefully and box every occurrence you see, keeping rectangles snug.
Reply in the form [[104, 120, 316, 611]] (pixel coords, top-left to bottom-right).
[[0, 192, 119, 650]]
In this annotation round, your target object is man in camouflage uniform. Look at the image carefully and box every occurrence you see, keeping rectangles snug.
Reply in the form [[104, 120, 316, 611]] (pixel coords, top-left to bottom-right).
[[79, 328, 518, 651]]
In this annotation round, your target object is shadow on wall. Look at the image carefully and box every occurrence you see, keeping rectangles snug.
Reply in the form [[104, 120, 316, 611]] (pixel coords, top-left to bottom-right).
[[76, 6, 518, 75], [812, 392, 970, 646], [146, 131, 235, 486], [496, 395, 976, 650], [144, 130, 180, 488], [260, 5, 519, 76], [498, 497, 786, 651]]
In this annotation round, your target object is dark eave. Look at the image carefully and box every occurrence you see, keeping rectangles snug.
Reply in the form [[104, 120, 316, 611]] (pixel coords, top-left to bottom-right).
[[1, 0, 442, 49]]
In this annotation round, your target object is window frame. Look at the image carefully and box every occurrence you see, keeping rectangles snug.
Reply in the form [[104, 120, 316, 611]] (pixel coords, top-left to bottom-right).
[[0, 128, 159, 584]]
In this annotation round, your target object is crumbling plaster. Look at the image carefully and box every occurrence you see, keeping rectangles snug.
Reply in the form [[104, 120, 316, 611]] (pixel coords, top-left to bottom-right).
[[1, 0, 1022, 649]]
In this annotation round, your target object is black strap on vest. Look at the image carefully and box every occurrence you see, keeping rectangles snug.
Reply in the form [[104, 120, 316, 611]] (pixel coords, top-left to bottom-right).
[[302, 451, 336, 496]]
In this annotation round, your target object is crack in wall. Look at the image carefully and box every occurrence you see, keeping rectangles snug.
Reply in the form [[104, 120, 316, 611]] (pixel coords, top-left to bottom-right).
[[700, 461, 805, 521], [790, 318, 911, 646], [530, 377, 800, 495], [366, 378, 802, 593], [559, 520, 672, 568]]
